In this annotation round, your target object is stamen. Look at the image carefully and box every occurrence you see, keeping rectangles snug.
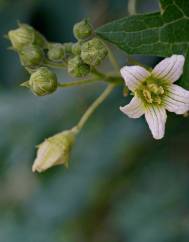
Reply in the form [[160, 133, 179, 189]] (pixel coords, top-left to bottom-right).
[[147, 83, 159, 94], [143, 89, 153, 103], [154, 96, 162, 105], [159, 86, 164, 95]]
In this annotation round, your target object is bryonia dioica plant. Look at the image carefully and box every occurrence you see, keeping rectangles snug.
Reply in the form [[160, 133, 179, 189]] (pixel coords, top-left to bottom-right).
[[6, 0, 189, 172]]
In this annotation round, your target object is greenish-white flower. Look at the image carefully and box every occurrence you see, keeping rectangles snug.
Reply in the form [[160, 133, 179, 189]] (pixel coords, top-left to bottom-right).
[[120, 55, 189, 139]]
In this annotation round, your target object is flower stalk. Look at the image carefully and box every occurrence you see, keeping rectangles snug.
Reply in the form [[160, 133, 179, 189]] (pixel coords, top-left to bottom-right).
[[72, 83, 115, 134]]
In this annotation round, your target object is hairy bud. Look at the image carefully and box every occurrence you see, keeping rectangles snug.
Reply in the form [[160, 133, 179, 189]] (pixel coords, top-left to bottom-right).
[[21, 67, 57, 96], [81, 38, 108, 66], [19, 45, 44, 67], [32, 130, 76, 172], [68, 56, 90, 77], [72, 42, 81, 55], [8, 24, 47, 50], [73, 19, 93, 40], [63, 42, 73, 56], [47, 43, 65, 62]]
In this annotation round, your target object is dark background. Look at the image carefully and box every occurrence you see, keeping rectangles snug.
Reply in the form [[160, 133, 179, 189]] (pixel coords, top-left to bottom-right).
[[0, 0, 189, 241]]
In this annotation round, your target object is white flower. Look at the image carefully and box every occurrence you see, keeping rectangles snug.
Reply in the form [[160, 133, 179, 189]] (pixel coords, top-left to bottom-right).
[[120, 55, 189, 139]]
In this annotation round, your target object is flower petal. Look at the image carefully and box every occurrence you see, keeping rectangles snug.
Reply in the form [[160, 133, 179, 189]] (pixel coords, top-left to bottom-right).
[[152, 55, 185, 83], [120, 96, 144, 118], [120, 65, 150, 91], [145, 106, 167, 140], [164, 84, 189, 114]]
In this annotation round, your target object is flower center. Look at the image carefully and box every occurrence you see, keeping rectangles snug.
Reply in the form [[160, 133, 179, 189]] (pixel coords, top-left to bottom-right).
[[136, 76, 168, 105]]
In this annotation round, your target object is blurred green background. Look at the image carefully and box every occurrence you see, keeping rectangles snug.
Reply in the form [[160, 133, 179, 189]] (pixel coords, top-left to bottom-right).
[[1, 0, 189, 241]]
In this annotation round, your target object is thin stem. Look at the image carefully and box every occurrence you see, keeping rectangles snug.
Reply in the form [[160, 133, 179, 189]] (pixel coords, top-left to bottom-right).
[[128, 0, 137, 15], [58, 78, 100, 88], [44, 60, 67, 69], [91, 67, 106, 79], [72, 84, 115, 134], [107, 46, 120, 73]]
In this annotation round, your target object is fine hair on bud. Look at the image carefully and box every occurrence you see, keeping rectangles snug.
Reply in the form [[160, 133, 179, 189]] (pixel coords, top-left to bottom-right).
[[19, 44, 44, 67], [68, 56, 90, 77], [81, 38, 108, 66], [72, 42, 81, 56], [73, 18, 93, 40], [47, 43, 65, 62], [8, 23, 47, 50], [23, 67, 58, 96]]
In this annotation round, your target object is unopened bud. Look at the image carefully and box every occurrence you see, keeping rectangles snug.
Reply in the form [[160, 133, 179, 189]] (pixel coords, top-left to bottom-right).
[[81, 38, 108, 66], [63, 42, 73, 55], [47, 43, 65, 62], [19, 45, 44, 67], [8, 24, 47, 50], [8, 24, 34, 50], [73, 19, 93, 40], [21, 67, 57, 96], [72, 42, 81, 55], [68, 56, 90, 77], [32, 130, 76, 172]]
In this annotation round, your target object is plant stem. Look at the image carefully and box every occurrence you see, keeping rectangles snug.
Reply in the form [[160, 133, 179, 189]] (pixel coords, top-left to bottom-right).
[[128, 0, 137, 15], [91, 67, 106, 79], [107, 47, 120, 73], [58, 78, 100, 88], [72, 84, 115, 134], [44, 60, 67, 69]]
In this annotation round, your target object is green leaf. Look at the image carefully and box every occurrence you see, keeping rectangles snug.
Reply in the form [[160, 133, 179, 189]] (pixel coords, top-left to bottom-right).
[[96, 0, 189, 88]]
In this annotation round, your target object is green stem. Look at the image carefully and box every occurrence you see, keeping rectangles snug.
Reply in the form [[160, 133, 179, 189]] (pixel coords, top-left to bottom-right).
[[72, 84, 115, 134], [58, 78, 100, 88], [128, 0, 137, 15], [44, 60, 67, 69], [91, 67, 106, 79]]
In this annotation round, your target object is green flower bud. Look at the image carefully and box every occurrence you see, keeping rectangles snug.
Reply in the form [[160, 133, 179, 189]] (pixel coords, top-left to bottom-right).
[[47, 43, 65, 62], [68, 56, 90, 77], [64, 42, 73, 53], [32, 129, 76, 172], [8, 25, 34, 50], [81, 38, 108, 66], [72, 42, 81, 55], [73, 19, 93, 40], [19, 45, 44, 67], [8, 24, 47, 50], [34, 29, 47, 48], [21, 67, 57, 96]]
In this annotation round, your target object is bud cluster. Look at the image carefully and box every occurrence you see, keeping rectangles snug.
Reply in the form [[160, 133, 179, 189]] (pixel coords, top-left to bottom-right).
[[7, 23, 59, 96], [7, 19, 108, 96], [66, 19, 108, 77], [6, 19, 111, 174]]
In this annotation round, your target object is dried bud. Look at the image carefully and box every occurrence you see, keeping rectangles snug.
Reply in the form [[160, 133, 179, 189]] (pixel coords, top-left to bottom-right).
[[73, 19, 93, 40], [8, 24, 47, 50], [19, 45, 44, 67], [47, 43, 65, 62], [21, 67, 57, 96], [68, 56, 90, 77], [72, 42, 81, 55], [81, 38, 108, 66], [32, 130, 76, 172]]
